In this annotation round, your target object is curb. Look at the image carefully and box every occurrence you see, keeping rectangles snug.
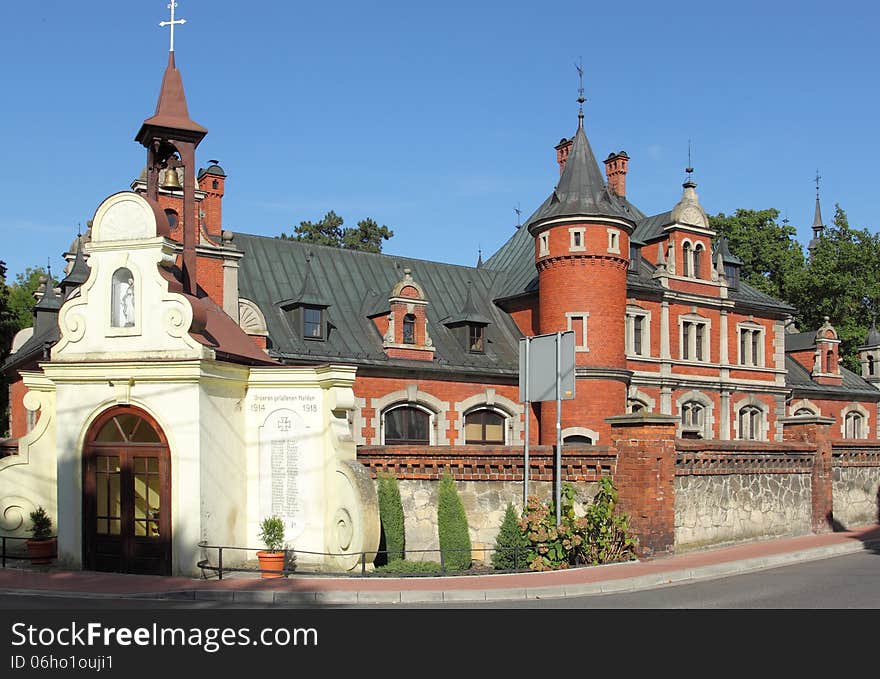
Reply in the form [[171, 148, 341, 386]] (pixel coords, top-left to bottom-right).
[[1, 538, 875, 605]]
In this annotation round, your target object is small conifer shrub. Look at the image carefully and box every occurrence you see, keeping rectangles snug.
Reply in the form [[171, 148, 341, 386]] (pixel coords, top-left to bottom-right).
[[437, 472, 472, 571], [376, 472, 405, 565], [491, 502, 529, 570]]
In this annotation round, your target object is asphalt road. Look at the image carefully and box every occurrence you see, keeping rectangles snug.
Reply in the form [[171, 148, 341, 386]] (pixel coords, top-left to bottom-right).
[[0, 548, 878, 609]]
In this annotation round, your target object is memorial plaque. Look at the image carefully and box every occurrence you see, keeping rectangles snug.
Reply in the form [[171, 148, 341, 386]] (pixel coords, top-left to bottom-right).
[[259, 408, 306, 540]]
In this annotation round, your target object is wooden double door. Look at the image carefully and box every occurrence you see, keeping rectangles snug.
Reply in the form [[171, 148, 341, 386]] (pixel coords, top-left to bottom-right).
[[83, 407, 172, 576]]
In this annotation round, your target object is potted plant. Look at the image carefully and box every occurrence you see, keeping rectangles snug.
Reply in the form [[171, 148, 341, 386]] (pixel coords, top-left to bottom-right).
[[256, 516, 287, 579], [26, 506, 56, 565]]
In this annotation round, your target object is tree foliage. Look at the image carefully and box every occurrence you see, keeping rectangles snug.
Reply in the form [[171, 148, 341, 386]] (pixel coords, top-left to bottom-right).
[[7, 266, 53, 332], [0, 261, 16, 437], [709, 208, 805, 302], [786, 205, 880, 372], [491, 502, 529, 570], [278, 211, 394, 253]]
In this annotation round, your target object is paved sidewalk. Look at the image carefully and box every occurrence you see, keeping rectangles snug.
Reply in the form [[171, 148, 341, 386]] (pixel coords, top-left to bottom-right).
[[1, 525, 878, 605]]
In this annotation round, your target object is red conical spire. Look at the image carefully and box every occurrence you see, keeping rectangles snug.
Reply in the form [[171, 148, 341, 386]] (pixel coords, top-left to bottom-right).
[[139, 52, 207, 136]]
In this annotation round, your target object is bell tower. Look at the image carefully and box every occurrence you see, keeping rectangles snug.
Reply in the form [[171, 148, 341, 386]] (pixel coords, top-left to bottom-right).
[[135, 2, 207, 296]]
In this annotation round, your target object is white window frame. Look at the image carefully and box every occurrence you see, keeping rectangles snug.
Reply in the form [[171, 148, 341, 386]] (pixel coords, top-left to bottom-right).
[[566, 311, 589, 352], [733, 398, 768, 441], [681, 240, 693, 277], [675, 390, 714, 438], [569, 227, 586, 252], [607, 228, 620, 254], [625, 305, 651, 357], [463, 406, 509, 445], [679, 314, 711, 362], [538, 233, 549, 257], [841, 404, 869, 439], [736, 321, 765, 367]]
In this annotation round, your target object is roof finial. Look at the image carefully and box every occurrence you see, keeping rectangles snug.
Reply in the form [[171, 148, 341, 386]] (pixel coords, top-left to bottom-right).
[[815, 169, 821, 198], [159, 2, 187, 53], [685, 139, 694, 184], [514, 202, 522, 228], [575, 57, 585, 128]]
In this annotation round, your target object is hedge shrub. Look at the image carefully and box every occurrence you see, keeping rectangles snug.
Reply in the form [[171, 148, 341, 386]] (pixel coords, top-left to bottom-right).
[[491, 502, 529, 570]]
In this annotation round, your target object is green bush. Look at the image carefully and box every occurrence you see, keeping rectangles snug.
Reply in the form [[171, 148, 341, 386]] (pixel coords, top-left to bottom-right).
[[437, 472, 472, 571], [258, 515, 285, 553], [376, 472, 405, 564], [518, 479, 636, 571], [491, 503, 529, 570], [29, 506, 52, 540], [374, 560, 442, 575]]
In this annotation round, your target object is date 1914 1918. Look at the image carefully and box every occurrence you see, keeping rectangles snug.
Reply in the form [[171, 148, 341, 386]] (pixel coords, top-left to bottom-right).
[[11, 654, 112, 672]]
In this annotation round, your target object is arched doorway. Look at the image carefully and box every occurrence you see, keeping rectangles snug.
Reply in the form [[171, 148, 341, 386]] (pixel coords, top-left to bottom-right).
[[82, 406, 171, 575]]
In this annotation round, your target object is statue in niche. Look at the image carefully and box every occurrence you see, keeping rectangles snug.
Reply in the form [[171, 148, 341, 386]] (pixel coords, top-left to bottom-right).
[[111, 268, 135, 328]]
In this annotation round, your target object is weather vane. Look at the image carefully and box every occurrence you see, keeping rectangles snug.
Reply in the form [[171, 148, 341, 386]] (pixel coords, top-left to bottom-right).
[[514, 202, 522, 228], [814, 170, 821, 198], [686, 139, 694, 182], [159, 2, 187, 52]]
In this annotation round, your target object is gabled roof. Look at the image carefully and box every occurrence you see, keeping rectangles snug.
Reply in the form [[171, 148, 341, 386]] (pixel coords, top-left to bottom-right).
[[233, 233, 523, 375]]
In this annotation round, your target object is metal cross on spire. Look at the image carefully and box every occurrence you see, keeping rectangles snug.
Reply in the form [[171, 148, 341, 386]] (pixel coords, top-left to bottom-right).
[[159, 2, 187, 52], [575, 57, 585, 123], [814, 170, 821, 198]]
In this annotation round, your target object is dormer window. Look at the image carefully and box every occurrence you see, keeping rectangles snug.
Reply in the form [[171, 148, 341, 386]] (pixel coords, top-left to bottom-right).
[[469, 324, 485, 353], [724, 263, 739, 288], [403, 314, 416, 344], [303, 306, 324, 340]]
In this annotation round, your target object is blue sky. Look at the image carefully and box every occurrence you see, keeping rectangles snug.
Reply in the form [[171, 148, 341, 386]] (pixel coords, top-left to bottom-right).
[[2, 1, 878, 281]]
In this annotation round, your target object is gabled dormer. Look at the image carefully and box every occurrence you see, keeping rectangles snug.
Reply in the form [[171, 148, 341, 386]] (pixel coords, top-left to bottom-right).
[[442, 282, 492, 354], [276, 254, 331, 342], [383, 268, 434, 360], [665, 180, 715, 284]]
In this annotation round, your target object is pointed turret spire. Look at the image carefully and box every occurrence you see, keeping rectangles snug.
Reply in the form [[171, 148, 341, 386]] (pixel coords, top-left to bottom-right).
[[809, 170, 825, 251], [476, 248, 483, 268], [60, 235, 90, 299], [138, 52, 207, 137]]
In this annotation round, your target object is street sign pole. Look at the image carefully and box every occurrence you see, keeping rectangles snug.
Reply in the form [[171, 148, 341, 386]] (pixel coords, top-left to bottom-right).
[[523, 337, 530, 507], [555, 331, 562, 526]]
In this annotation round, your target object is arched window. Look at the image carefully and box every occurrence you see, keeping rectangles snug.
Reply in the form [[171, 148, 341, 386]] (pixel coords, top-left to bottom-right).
[[845, 411, 865, 439], [464, 408, 505, 444], [737, 405, 763, 440], [403, 314, 416, 345], [693, 244, 703, 279], [164, 209, 178, 230], [869, 356, 875, 376], [793, 408, 814, 416], [110, 268, 135, 328], [563, 435, 593, 444], [682, 242, 692, 277], [825, 350, 833, 373], [629, 401, 646, 414], [383, 405, 430, 445]]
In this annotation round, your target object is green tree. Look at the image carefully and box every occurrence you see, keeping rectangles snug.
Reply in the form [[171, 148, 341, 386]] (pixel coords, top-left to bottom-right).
[[8, 266, 53, 331], [709, 208, 805, 302], [437, 472, 471, 571], [787, 205, 880, 372], [278, 211, 393, 252], [341, 218, 394, 253], [0, 260, 16, 437]]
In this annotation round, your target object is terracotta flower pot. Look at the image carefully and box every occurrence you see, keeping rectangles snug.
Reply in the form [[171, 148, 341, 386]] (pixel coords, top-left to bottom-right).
[[26, 538, 56, 565], [256, 550, 286, 579]]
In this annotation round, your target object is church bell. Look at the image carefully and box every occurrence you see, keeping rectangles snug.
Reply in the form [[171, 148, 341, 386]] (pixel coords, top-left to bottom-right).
[[161, 166, 182, 190]]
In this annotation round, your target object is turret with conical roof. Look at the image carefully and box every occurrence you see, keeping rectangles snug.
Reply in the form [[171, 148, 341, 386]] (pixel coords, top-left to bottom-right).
[[858, 318, 880, 388], [527, 88, 636, 445], [808, 172, 825, 252]]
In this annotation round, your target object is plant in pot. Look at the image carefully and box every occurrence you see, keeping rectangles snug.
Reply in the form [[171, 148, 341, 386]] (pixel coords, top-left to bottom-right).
[[26, 506, 56, 565], [256, 516, 287, 579]]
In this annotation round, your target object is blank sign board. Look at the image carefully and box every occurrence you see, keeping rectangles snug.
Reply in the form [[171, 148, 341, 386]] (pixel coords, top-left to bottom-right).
[[518, 331, 575, 402]]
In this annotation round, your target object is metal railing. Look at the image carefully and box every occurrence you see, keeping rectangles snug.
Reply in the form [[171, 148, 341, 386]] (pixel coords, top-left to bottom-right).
[[1, 535, 57, 568], [197, 542, 530, 580]]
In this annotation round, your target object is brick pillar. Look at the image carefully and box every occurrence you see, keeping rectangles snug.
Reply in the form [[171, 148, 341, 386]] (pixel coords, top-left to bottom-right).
[[607, 413, 679, 558], [780, 415, 836, 533]]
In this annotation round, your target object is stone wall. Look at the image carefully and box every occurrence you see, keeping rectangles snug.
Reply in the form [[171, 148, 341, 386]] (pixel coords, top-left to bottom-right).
[[832, 444, 880, 529], [674, 441, 815, 551], [396, 479, 597, 563]]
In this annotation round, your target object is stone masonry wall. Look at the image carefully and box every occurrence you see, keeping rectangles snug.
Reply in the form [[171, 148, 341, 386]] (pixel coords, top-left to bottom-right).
[[396, 479, 597, 563], [832, 466, 880, 528], [674, 473, 812, 550]]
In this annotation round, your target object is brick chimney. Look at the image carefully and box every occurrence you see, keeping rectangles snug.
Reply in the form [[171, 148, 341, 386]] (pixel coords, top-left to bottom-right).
[[604, 151, 629, 197], [555, 137, 573, 176]]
